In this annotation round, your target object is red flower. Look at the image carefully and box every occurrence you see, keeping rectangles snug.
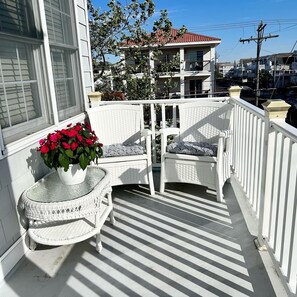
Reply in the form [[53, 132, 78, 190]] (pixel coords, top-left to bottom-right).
[[61, 129, 69, 136], [40, 145, 49, 154], [85, 139, 93, 145], [56, 132, 63, 139], [37, 121, 103, 170], [49, 134, 58, 142], [71, 142, 79, 151], [62, 142, 71, 149], [68, 129, 78, 138], [50, 143, 57, 150], [99, 142, 103, 147], [74, 124, 82, 131]]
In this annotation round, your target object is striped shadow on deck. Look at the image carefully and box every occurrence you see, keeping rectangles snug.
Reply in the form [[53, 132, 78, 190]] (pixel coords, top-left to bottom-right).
[[1, 182, 277, 297]]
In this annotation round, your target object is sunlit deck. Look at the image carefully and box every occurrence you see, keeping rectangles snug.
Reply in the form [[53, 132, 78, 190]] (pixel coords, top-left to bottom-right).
[[0, 171, 286, 297]]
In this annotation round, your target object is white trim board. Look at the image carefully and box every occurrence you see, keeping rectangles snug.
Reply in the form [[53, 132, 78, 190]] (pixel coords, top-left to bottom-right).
[[0, 233, 30, 284]]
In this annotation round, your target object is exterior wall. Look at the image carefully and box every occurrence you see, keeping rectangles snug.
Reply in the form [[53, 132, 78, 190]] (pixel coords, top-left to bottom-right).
[[0, 0, 93, 281], [156, 45, 217, 98]]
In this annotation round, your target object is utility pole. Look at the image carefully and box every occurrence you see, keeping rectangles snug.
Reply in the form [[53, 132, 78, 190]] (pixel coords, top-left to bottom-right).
[[240, 21, 279, 106]]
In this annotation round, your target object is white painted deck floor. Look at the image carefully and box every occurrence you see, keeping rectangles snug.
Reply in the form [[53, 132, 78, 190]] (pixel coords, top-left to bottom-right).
[[0, 172, 287, 297]]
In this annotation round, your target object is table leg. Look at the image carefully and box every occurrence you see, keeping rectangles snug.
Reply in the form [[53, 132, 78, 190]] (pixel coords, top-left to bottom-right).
[[96, 233, 103, 253], [29, 237, 37, 251], [107, 192, 116, 225]]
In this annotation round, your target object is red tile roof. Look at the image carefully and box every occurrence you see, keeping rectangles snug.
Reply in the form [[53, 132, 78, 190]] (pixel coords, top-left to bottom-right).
[[123, 29, 221, 46], [163, 29, 221, 44]]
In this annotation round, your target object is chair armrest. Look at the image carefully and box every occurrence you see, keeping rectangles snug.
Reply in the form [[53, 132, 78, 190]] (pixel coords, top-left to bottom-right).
[[141, 129, 152, 137], [160, 128, 180, 155], [217, 130, 233, 161], [219, 130, 233, 138], [159, 127, 180, 138]]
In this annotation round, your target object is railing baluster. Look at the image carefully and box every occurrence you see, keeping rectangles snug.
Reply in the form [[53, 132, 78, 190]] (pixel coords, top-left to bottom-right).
[[250, 115, 257, 210], [173, 104, 177, 127], [150, 103, 157, 165], [282, 142, 297, 279], [161, 104, 166, 129]]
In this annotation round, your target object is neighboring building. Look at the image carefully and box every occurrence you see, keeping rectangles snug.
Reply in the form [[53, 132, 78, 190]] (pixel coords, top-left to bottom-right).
[[124, 29, 221, 98], [233, 52, 297, 87], [0, 0, 93, 281], [217, 62, 234, 78]]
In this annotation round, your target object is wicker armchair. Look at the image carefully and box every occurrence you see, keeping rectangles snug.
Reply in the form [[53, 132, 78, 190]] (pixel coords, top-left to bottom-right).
[[160, 101, 233, 202], [87, 104, 155, 195]]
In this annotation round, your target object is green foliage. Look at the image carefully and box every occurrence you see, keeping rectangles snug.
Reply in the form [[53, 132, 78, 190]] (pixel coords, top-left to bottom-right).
[[87, 0, 186, 100], [37, 122, 103, 172]]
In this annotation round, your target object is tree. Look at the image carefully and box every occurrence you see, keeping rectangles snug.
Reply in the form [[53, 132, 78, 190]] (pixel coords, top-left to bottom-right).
[[87, 0, 186, 99], [259, 69, 273, 88]]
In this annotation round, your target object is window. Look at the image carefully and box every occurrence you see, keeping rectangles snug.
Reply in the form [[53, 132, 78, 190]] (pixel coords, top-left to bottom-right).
[[188, 50, 203, 71], [0, 0, 52, 144], [0, 0, 84, 147], [44, 0, 83, 121]]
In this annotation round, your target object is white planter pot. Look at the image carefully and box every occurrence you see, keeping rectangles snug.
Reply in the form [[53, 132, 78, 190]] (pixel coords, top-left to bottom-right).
[[57, 164, 87, 185]]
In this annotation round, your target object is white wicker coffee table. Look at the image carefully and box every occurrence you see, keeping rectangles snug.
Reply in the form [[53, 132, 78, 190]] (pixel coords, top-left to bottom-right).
[[20, 166, 115, 253]]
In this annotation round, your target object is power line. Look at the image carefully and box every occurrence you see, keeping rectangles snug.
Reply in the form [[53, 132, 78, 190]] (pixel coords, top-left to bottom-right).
[[239, 21, 279, 106], [187, 19, 297, 33]]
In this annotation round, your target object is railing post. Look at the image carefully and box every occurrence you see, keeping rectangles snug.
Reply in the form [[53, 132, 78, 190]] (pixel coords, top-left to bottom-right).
[[256, 99, 291, 249], [88, 92, 102, 108], [228, 86, 241, 172], [228, 86, 242, 99]]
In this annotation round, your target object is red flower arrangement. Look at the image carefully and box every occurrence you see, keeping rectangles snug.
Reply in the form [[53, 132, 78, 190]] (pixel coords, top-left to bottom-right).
[[37, 122, 103, 171]]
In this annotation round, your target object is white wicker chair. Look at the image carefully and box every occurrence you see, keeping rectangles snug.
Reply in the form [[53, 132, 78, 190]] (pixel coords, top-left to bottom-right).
[[87, 104, 155, 195], [160, 101, 233, 202]]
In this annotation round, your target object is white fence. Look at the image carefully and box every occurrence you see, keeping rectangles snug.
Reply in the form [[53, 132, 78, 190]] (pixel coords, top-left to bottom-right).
[[232, 98, 297, 296], [261, 120, 297, 296], [92, 96, 297, 296], [231, 99, 265, 217]]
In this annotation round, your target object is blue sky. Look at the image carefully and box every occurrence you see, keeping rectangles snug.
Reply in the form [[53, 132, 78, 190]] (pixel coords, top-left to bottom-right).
[[92, 0, 297, 62]]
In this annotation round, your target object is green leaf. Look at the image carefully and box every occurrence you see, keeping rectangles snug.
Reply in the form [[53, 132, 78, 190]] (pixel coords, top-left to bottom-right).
[[65, 149, 73, 158], [90, 150, 96, 161], [77, 147, 83, 154], [58, 154, 70, 171], [79, 153, 89, 170]]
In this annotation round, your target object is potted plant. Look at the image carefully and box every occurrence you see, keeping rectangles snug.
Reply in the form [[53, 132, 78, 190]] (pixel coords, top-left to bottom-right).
[[37, 121, 103, 185]]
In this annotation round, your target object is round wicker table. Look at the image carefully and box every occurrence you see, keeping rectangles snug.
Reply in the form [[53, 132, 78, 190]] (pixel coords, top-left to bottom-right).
[[20, 166, 115, 253]]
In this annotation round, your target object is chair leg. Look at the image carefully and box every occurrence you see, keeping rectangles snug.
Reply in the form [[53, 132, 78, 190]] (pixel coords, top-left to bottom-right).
[[216, 184, 224, 202], [159, 159, 165, 193], [147, 163, 155, 196], [216, 172, 224, 203]]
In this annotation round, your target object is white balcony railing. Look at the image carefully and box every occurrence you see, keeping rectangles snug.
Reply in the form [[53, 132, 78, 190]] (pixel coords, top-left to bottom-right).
[[91, 96, 297, 296]]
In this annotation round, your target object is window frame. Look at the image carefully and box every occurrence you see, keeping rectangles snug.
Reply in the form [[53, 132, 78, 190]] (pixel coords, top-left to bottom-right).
[[45, 0, 83, 122], [0, 11, 53, 145], [0, 0, 86, 158]]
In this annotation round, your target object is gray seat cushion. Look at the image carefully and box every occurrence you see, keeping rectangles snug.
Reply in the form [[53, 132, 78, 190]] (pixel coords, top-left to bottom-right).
[[103, 143, 145, 157], [167, 141, 217, 156]]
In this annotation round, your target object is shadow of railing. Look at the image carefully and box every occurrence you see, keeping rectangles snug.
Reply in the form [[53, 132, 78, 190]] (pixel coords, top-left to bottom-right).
[[1, 174, 277, 297]]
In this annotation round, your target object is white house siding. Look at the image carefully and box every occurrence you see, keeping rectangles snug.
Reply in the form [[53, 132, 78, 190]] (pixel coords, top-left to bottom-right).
[[0, 0, 93, 281]]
